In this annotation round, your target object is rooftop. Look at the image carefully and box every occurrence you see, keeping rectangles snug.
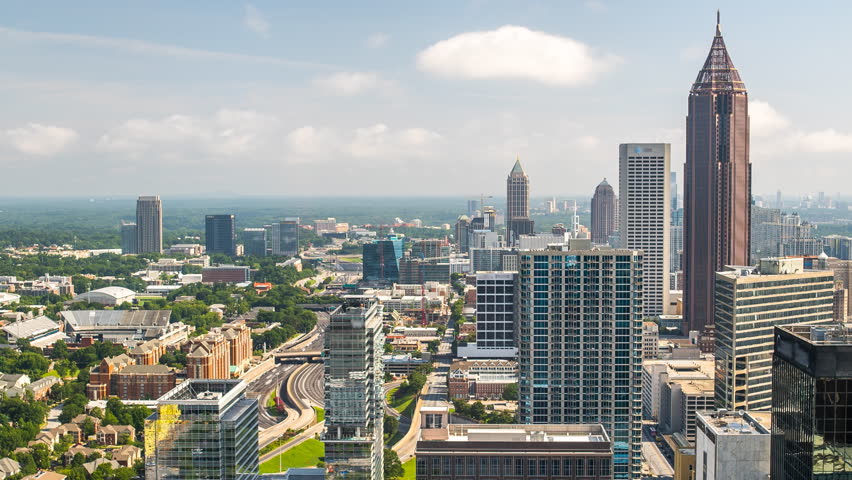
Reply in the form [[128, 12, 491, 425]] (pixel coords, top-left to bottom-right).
[[421, 424, 611, 446], [1, 315, 60, 339], [698, 410, 770, 435], [784, 324, 852, 346], [62, 310, 171, 329], [157, 379, 245, 405], [75, 286, 136, 299]]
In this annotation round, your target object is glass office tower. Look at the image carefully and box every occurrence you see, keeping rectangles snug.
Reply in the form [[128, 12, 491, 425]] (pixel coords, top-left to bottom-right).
[[362, 235, 404, 283], [772, 325, 852, 479], [205, 214, 236, 256], [144, 379, 259, 480]]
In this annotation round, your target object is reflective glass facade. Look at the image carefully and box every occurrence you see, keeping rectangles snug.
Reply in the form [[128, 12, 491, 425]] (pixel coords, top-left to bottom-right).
[[517, 248, 643, 479], [772, 326, 852, 479], [363, 236, 404, 283], [144, 379, 259, 480]]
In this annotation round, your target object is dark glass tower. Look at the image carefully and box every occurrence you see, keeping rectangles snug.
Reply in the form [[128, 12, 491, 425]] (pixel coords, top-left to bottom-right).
[[590, 178, 617, 244], [205, 214, 236, 256], [684, 12, 751, 333], [136, 195, 163, 254], [362, 235, 404, 283], [772, 325, 852, 479]]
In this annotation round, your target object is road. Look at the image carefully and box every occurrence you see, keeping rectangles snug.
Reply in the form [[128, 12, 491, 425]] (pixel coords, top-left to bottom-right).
[[245, 363, 298, 429], [291, 363, 324, 407], [642, 424, 674, 478]]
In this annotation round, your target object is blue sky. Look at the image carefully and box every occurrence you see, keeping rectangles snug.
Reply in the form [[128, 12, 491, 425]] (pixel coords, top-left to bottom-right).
[[2, 1, 851, 199]]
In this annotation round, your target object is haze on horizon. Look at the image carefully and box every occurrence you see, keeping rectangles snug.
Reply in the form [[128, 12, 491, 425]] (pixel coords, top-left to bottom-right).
[[2, 1, 851, 199]]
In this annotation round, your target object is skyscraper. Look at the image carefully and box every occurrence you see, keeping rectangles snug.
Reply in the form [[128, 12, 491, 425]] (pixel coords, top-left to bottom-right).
[[684, 13, 752, 333], [517, 243, 643, 478], [456, 271, 518, 359], [323, 299, 384, 480], [590, 178, 617, 244], [242, 228, 267, 257], [772, 325, 852, 479], [144, 379, 259, 480], [136, 195, 163, 254], [362, 235, 404, 283], [205, 214, 236, 256], [279, 217, 300, 257], [619, 143, 670, 317], [507, 157, 533, 245], [670, 172, 678, 212], [120, 221, 137, 255], [714, 258, 835, 411]]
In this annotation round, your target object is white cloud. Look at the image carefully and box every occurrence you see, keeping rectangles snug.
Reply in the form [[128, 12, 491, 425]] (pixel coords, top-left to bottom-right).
[[286, 126, 337, 157], [313, 72, 387, 96], [0, 26, 332, 69], [285, 124, 442, 160], [366, 33, 389, 48], [417, 25, 620, 86], [96, 109, 281, 158], [584, 0, 608, 12], [5, 123, 78, 155], [573, 135, 600, 150], [787, 129, 852, 153], [750, 100, 791, 137], [243, 4, 270, 35]]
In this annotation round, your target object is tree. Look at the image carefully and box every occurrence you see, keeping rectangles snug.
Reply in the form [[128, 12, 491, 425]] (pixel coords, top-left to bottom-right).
[[502, 383, 519, 401], [470, 401, 486, 419], [383, 448, 404, 480], [82, 418, 96, 437], [383, 415, 399, 438], [30, 443, 50, 469], [52, 339, 69, 359]]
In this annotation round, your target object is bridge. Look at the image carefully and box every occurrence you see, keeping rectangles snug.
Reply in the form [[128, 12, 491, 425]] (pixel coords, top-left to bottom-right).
[[274, 350, 323, 364]]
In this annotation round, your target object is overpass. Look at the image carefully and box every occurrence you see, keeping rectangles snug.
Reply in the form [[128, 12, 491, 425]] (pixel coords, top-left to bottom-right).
[[274, 350, 323, 364]]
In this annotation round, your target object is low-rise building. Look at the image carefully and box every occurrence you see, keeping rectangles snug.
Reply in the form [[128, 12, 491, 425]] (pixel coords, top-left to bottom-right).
[[382, 354, 429, 377], [448, 359, 518, 400], [72, 286, 136, 306], [96, 424, 135, 445], [128, 338, 167, 365], [642, 321, 660, 359], [111, 445, 142, 468], [695, 410, 770, 480], [0, 457, 20, 479], [201, 265, 251, 284], [659, 379, 715, 442], [642, 358, 714, 422], [416, 423, 614, 480], [114, 365, 176, 400]]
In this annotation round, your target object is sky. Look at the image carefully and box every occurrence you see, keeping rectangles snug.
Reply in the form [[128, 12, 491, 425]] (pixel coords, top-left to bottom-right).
[[2, 1, 852, 199]]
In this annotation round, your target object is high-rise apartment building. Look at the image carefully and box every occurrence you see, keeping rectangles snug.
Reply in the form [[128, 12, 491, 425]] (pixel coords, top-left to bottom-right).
[[590, 179, 617, 245], [517, 243, 643, 478], [684, 15, 752, 333], [205, 214, 236, 256], [714, 258, 835, 411], [455, 216, 471, 253], [619, 143, 670, 317], [120, 221, 137, 255], [772, 325, 852, 479], [242, 228, 267, 257], [323, 299, 385, 480], [144, 379, 259, 480], [363, 235, 404, 283], [670, 225, 683, 274], [136, 196, 163, 254], [457, 272, 517, 359], [507, 158, 532, 245]]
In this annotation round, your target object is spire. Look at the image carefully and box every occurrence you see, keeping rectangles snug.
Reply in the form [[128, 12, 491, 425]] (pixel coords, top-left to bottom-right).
[[716, 9, 721, 36], [510, 157, 525, 176], [691, 10, 746, 94]]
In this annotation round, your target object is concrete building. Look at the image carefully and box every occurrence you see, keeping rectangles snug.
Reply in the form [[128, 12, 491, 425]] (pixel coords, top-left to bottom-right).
[[714, 258, 835, 411], [591, 178, 617, 245], [415, 424, 614, 480], [144, 379, 259, 480], [642, 321, 660, 360], [507, 158, 532, 246], [120, 221, 137, 255], [659, 378, 714, 442], [201, 265, 251, 284], [824, 234, 852, 260], [456, 272, 517, 359], [642, 358, 715, 423], [619, 143, 670, 317], [323, 299, 385, 480], [455, 216, 471, 253], [469, 247, 513, 273], [242, 228, 267, 257], [448, 359, 518, 400], [517, 243, 643, 478], [205, 214, 236, 256], [62, 310, 188, 344], [398, 257, 450, 284], [411, 239, 451, 259], [1, 315, 65, 349], [683, 17, 752, 334], [136, 195, 163, 254], [695, 410, 770, 480]]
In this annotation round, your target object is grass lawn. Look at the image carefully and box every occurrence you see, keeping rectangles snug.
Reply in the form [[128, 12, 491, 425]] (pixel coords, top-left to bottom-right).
[[259, 438, 324, 473], [387, 387, 417, 418], [266, 395, 277, 408], [402, 458, 416, 480], [338, 256, 362, 263], [313, 406, 325, 422]]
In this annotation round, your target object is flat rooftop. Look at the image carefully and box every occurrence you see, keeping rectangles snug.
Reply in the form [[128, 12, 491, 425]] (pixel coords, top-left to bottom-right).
[[698, 410, 771, 435], [157, 379, 245, 405], [437, 424, 609, 443], [784, 325, 852, 346]]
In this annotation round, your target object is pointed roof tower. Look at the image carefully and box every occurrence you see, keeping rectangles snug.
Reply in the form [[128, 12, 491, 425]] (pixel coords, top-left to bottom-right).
[[691, 10, 746, 94], [510, 156, 526, 176]]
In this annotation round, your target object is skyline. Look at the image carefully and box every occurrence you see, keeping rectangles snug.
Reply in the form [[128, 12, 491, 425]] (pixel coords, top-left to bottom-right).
[[3, 2, 852, 196]]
